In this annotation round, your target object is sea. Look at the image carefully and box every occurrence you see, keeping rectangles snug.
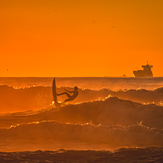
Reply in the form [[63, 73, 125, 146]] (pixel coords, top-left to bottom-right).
[[0, 77, 163, 162]]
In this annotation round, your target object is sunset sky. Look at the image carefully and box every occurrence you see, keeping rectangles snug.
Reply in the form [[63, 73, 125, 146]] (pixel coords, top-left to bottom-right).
[[0, 0, 163, 77]]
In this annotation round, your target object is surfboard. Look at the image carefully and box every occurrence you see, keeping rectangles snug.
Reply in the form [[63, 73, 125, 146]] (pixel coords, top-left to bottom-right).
[[52, 78, 58, 106]]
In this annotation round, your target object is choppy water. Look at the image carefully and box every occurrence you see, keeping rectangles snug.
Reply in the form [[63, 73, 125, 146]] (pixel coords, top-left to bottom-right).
[[0, 147, 163, 163], [0, 77, 163, 162]]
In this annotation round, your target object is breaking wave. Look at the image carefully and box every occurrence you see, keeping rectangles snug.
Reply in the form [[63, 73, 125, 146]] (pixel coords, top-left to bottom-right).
[[0, 120, 163, 151], [0, 96, 163, 151], [1, 96, 163, 129], [1, 85, 163, 113]]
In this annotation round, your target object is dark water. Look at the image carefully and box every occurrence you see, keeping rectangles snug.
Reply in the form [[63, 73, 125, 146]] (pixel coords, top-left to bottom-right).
[[0, 147, 163, 163], [0, 77, 163, 162]]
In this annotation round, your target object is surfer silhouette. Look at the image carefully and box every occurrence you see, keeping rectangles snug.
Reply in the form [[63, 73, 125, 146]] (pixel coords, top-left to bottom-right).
[[57, 86, 78, 102]]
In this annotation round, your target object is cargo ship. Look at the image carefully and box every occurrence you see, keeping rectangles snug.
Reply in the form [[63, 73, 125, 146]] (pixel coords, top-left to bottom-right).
[[133, 63, 153, 77]]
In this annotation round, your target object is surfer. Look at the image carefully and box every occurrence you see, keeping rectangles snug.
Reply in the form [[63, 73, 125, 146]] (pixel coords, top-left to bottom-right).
[[57, 86, 78, 102]]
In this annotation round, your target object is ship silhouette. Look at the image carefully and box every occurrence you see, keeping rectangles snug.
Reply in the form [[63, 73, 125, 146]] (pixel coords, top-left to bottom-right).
[[133, 63, 153, 77]]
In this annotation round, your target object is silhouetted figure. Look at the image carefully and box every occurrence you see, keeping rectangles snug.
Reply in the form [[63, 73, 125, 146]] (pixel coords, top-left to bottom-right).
[[57, 86, 78, 102]]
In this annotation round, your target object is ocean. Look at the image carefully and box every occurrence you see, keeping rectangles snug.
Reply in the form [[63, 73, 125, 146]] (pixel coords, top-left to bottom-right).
[[0, 77, 163, 162]]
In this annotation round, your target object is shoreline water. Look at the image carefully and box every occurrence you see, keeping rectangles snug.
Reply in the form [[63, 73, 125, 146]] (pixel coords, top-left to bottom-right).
[[0, 147, 163, 162]]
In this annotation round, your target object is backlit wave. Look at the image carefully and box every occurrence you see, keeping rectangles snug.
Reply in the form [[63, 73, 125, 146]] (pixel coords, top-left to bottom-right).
[[1, 85, 163, 113]]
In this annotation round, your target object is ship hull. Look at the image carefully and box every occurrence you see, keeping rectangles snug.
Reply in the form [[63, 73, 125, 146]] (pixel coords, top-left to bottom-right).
[[133, 70, 153, 77]]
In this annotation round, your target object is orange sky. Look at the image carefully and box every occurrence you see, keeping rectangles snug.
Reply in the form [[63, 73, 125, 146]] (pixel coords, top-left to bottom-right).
[[0, 0, 163, 77]]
